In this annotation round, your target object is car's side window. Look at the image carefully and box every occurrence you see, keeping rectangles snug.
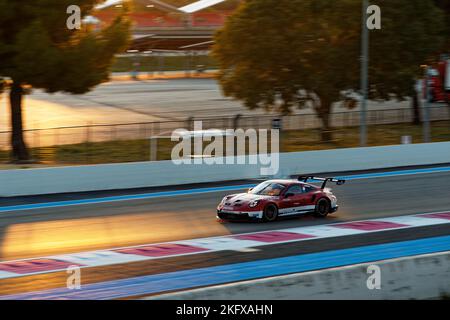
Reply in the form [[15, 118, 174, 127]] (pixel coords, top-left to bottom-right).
[[303, 185, 315, 193], [286, 184, 303, 195]]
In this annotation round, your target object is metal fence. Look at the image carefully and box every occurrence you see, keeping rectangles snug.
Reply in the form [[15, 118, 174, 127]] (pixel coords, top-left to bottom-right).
[[0, 106, 449, 164]]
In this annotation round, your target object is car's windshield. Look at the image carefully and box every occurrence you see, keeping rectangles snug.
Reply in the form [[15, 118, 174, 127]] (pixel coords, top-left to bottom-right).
[[250, 182, 286, 196]]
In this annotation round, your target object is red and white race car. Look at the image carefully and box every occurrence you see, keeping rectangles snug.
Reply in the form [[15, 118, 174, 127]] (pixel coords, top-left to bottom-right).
[[217, 176, 345, 222]]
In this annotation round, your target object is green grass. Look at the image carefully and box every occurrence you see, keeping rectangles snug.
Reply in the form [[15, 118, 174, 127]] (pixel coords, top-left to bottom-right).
[[1, 121, 449, 166]]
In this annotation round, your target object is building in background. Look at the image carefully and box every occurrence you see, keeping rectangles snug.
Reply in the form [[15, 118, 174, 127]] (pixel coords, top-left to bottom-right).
[[93, 0, 242, 51]]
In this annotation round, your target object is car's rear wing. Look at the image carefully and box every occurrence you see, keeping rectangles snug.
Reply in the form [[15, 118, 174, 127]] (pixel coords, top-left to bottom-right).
[[298, 176, 346, 189]]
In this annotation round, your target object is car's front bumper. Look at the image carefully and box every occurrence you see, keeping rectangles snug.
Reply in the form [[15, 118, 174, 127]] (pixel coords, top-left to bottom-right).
[[330, 205, 338, 213], [217, 210, 263, 221]]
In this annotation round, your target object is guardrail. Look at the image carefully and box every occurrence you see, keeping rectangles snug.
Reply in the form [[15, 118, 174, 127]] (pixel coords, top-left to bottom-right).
[[0, 141, 449, 197]]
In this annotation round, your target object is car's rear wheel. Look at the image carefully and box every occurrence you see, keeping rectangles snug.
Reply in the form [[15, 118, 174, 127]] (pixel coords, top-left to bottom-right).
[[314, 198, 330, 218], [263, 204, 278, 222]]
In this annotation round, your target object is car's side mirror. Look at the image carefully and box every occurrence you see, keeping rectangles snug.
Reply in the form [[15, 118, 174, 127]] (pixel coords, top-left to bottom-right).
[[285, 192, 294, 198]]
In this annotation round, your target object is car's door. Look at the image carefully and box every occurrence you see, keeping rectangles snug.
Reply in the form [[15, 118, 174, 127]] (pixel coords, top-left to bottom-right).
[[280, 184, 309, 215], [301, 184, 318, 211]]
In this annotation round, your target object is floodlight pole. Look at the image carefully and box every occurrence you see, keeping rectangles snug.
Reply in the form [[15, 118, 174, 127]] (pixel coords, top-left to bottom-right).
[[360, 0, 369, 147]]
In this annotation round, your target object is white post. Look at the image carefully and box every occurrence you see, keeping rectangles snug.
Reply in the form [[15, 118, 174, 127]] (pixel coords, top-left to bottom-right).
[[150, 137, 158, 161]]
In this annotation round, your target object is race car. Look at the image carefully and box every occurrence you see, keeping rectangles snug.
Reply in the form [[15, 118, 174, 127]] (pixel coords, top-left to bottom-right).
[[217, 176, 345, 222]]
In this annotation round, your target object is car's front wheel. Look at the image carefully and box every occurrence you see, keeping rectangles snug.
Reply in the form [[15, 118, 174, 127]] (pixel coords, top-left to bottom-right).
[[314, 198, 330, 218], [263, 204, 278, 222]]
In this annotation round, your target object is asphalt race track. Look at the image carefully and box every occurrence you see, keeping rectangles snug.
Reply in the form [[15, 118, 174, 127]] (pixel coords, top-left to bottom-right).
[[1, 168, 449, 260], [0, 166, 449, 298]]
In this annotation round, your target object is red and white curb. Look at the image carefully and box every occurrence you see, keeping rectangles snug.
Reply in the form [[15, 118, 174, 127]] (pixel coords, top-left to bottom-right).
[[0, 211, 449, 280]]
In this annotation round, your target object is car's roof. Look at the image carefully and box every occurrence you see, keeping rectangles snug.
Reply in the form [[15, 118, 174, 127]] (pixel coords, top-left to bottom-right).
[[263, 179, 302, 185], [263, 179, 320, 188]]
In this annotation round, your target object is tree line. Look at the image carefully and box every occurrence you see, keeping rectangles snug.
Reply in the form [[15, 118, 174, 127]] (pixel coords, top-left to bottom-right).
[[212, 0, 448, 141]]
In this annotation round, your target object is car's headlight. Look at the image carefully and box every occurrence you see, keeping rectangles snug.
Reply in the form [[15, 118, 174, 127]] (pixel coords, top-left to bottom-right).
[[249, 200, 260, 208]]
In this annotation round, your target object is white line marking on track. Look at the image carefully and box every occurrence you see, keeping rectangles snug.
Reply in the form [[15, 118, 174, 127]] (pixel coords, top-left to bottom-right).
[[49, 251, 149, 267], [232, 248, 261, 253]]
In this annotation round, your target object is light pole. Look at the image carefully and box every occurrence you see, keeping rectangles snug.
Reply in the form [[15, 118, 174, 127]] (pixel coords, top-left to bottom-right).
[[360, 0, 369, 147]]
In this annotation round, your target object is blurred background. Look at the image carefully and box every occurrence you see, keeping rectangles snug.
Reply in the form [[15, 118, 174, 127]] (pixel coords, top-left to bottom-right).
[[0, 0, 449, 167]]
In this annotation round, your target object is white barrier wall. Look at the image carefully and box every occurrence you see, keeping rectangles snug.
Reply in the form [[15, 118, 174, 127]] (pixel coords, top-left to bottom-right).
[[278, 141, 450, 176], [0, 141, 449, 197], [147, 252, 450, 300]]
